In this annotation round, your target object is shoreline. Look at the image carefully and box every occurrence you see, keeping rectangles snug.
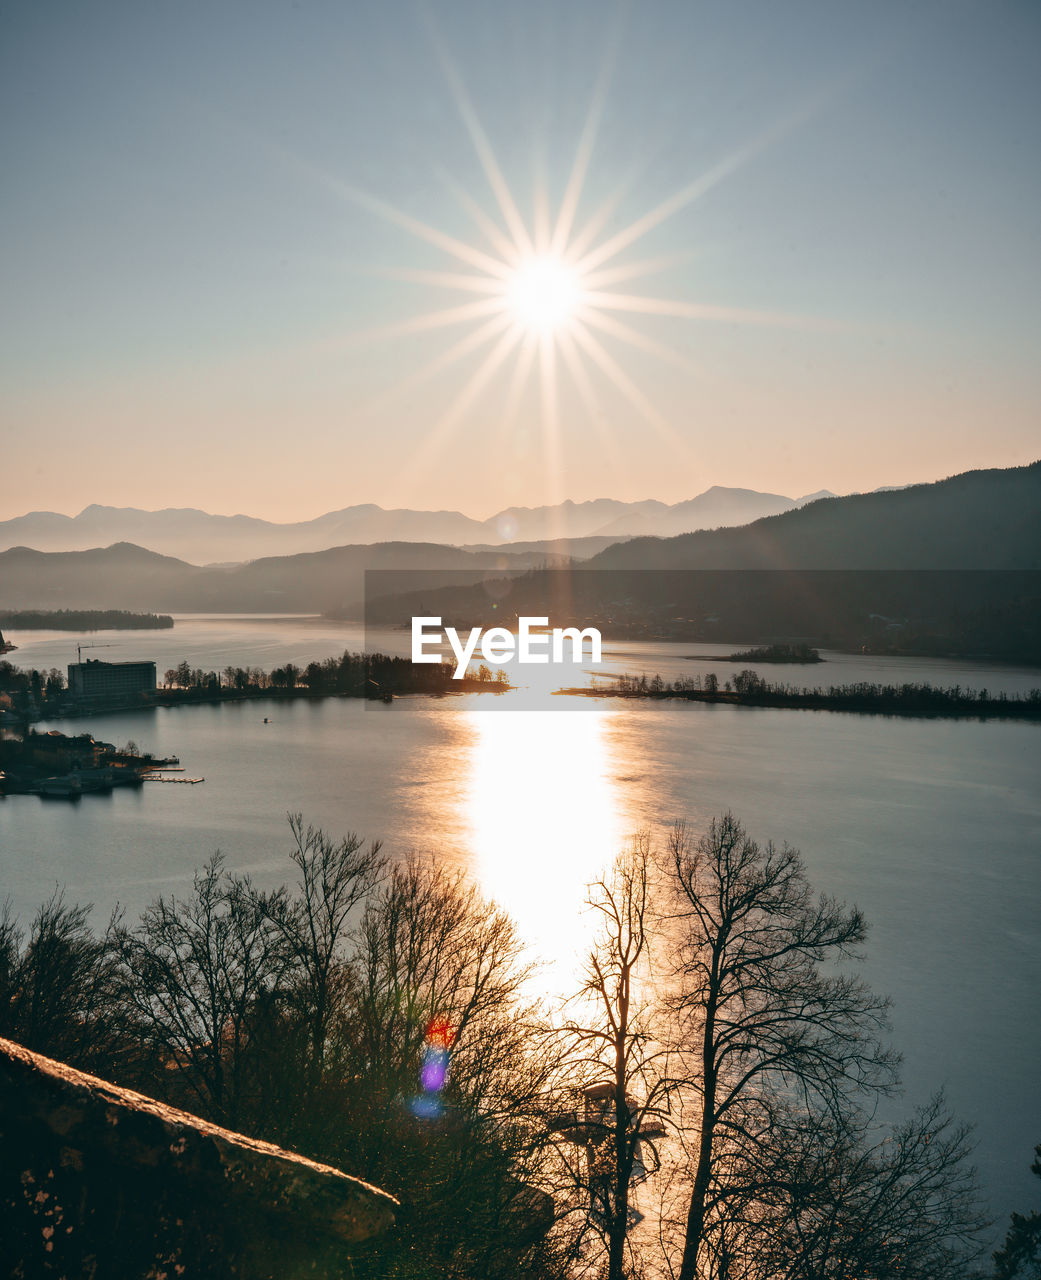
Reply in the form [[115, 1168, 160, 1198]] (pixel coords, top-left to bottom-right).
[[12, 679, 511, 726], [556, 684, 1041, 721]]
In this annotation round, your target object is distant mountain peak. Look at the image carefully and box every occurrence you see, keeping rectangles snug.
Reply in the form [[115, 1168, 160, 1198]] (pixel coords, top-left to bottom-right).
[[4, 485, 857, 561], [78, 504, 145, 516], [698, 484, 792, 499]]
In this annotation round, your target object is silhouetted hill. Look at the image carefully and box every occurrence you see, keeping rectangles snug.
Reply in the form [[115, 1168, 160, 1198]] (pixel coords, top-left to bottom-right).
[[363, 465, 1041, 659], [589, 463, 1041, 570], [0, 544, 207, 611], [452, 535, 622, 558], [0, 540, 573, 615], [205, 543, 529, 614]]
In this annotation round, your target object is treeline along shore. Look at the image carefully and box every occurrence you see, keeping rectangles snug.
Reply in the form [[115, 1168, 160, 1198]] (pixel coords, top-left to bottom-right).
[[0, 650, 509, 724], [156, 651, 509, 703], [562, 669, 1041, 720]]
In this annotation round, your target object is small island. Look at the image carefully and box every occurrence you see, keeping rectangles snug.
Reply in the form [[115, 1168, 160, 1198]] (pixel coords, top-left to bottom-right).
[[686, 642, 823, 664], [727, 642, 822, 663], [0, 609, 174, 631]]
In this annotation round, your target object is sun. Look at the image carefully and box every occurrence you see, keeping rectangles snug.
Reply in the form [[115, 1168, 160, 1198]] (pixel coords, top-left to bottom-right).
[[505, 255, 582, 334], [339, 35, 806, 489]]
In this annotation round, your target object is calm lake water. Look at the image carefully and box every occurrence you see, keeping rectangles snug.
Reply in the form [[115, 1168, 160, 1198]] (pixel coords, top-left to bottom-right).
[[2, 616, 1039, 1221]]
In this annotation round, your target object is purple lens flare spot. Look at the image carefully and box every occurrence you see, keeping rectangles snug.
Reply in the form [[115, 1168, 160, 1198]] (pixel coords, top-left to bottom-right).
[[420, 1047, 449, 1093]]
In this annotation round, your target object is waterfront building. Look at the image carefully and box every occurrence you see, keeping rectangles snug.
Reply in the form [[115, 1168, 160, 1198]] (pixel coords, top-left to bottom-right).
[[67, 659, 157, 705], [27, 730, 102, 772]]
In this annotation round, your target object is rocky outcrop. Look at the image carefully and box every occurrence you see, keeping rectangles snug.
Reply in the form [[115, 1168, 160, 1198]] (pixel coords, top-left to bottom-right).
[[0, 1035, 397, 1278]]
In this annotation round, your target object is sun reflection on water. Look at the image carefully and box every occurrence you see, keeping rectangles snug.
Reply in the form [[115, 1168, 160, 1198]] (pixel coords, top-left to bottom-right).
[[463, 698, 627, 997]]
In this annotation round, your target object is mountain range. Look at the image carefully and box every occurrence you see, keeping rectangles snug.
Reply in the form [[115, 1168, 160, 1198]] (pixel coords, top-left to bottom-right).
[[0, 465, 1035, 623], [0, 488, 833, 564], [362, 463, 1041, 659], [589, 462, 1041, 571], [0, 541, 587, 616]]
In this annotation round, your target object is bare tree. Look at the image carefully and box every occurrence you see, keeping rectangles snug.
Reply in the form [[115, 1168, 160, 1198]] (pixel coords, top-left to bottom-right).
[[114, 854, 291, 1128], [344, 855, 537, 1157], [560, 835, 672, 1280], [0, 901, 18, 1019], [272, 813, 384, 1091], [691, 1090, 986, 1280], [331, 854, 580, 1279], [666, 814, 896, 1280], [0, 890, 130, 1077]]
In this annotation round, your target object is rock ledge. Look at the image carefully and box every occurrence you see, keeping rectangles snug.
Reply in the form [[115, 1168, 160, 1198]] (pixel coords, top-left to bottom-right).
[[1, 1034, 397, 1278]]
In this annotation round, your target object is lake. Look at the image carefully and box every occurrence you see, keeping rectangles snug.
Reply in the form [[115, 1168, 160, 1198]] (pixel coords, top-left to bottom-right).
[[1, 615, 1039, 1223]]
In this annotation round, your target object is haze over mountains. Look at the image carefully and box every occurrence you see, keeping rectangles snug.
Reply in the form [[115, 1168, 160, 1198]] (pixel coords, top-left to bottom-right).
[[0, 464, 1035, 621], [0, 487, 833, 564]]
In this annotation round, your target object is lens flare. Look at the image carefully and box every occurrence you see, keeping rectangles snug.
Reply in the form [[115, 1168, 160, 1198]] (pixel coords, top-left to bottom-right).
[[410, 1015, 456, 1120], [420, 1048, 450, 1093], [426, 1016, 456, 1049]]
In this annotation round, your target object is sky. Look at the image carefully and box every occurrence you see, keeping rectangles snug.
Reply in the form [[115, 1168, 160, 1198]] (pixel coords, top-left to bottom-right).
[[2, 0, 1039, 523]]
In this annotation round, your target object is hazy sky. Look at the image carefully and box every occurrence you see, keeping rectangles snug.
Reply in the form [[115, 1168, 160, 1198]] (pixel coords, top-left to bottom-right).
[[3, 1, 1039, 522]]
